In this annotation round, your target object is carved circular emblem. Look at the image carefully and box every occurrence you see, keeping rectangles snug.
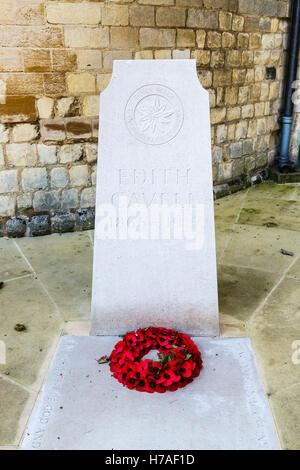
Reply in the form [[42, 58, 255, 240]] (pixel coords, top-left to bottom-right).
[[125, 84, 184, 145]]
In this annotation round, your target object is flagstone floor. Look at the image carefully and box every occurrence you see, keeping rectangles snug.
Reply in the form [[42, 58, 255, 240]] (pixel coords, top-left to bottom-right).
[[1, 182, 300, 450]]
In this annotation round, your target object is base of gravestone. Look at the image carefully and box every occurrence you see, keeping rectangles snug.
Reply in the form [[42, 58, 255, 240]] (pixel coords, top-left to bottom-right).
[[21, 336, 280, 450]]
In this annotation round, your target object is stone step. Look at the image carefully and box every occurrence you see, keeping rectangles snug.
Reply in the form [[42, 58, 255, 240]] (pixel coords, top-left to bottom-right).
[[21, 336, 280, 450]]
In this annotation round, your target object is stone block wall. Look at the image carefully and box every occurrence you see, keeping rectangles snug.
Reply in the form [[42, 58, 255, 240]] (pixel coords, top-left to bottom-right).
[[0, 0, 293, 235]]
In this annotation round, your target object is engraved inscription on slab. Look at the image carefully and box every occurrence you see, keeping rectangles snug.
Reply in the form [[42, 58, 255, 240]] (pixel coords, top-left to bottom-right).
[[125, 84, 184, 145]]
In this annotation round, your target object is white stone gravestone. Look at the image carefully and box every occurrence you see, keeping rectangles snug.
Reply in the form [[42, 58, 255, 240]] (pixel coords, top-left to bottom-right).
[[21, 60, 280, 450], [91, 59, 219, 337]]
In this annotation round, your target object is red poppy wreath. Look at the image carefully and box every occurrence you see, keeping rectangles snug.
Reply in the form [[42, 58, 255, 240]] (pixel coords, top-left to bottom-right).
[[109, 327, 203, 393]]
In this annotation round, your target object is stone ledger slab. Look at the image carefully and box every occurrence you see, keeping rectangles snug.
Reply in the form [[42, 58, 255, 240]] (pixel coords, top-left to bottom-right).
[[91, 60, 219, 337], [21, 336, 280, 450]]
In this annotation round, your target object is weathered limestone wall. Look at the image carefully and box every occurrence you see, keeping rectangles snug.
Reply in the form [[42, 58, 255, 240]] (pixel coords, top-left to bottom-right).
[[0, 0, 291, 235]]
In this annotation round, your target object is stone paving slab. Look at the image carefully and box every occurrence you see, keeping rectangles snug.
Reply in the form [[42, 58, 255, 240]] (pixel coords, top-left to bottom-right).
[[214, 190, 247, 225], [0, 276, 61, 388], [249, 276, 300, 395], [0, 238, 31, 281], [17, 232, 93, 321], [217, 264, 279, 322], [21, 336, 280, 450], [269, 385, 300, 451], [247, 182, 300, 202], [287, 257, 300, 279], [0, 379, 29, 447], [223, 224, 300, 273], [238, 198, 300, 232]]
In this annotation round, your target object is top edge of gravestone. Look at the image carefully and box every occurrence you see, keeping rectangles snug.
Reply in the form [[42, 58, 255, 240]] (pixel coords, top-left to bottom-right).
[[102, 59, 207, 95]]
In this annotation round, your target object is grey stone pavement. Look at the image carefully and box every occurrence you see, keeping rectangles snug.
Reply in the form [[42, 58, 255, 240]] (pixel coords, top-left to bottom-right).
[[1, 182, 300, 450]]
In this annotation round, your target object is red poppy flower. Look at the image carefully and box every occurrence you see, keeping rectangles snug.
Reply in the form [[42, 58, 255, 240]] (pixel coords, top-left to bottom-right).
[[150, 361, 162, 373], [156, 368, 179, 386], [157, 334, 172, 348], [155, 383, 167, 393], [179, 361, 193, 378], [125, 332, 139, 347], [169, 383, 180, 392], [138, 375, 157, 393], [126, 372, 139, 389], [140, 359, 152, 370]]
